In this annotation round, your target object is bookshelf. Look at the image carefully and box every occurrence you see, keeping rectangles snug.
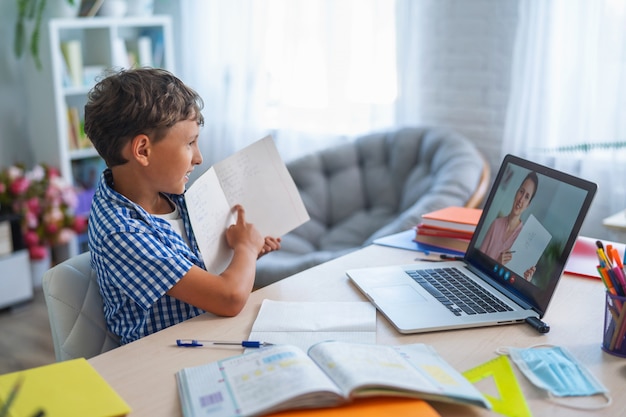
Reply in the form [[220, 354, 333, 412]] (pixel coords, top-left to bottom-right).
[[23, 16, 174, 256]]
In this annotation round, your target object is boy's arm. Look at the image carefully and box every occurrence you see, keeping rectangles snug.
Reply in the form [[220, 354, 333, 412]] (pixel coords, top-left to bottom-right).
[[167, 205, 271, 316]]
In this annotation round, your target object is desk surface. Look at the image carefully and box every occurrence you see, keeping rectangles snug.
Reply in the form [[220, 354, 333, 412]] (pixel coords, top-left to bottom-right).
[[89, 245, 626, 417]]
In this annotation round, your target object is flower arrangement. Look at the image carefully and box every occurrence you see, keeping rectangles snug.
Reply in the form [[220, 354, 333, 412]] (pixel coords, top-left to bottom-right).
[[0, 164, 87, 260]]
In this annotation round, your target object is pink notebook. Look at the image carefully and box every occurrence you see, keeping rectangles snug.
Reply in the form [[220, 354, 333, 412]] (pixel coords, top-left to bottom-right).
[[565, 236, 626, 279]]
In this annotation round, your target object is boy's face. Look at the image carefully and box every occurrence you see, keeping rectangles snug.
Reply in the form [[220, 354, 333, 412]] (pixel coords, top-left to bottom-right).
[[147, 119, 202, 195]]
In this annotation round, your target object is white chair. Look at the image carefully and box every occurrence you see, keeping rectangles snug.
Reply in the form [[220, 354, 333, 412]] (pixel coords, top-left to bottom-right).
[[42, 251, 119, 361]]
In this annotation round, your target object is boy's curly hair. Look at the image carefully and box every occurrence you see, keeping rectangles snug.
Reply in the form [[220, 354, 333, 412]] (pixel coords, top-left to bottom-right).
[[84, 68, 204, 167]]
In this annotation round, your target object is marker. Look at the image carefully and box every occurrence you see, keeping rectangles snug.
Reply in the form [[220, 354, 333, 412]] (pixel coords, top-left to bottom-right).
[[176, 339, 274, 348], [525, 316, 550, 334]]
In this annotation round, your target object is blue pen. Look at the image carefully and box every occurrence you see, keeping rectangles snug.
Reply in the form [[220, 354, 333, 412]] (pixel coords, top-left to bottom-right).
[[176, 339, 274, 348]]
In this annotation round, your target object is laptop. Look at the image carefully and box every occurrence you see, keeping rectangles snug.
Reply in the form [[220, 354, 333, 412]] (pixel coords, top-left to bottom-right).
[[347, 154, 597, 334]]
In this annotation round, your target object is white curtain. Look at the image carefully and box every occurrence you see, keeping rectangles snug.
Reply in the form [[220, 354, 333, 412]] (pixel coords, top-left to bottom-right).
[[178, 0, 397, 179], [504, 0, 626, 238]]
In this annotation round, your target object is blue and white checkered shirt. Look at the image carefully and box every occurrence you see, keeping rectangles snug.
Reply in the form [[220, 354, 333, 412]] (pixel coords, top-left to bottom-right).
[[88, 169, 205, 345]]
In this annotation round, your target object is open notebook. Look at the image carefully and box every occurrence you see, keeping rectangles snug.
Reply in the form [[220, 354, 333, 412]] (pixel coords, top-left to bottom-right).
[[347, 154, 597, 334]]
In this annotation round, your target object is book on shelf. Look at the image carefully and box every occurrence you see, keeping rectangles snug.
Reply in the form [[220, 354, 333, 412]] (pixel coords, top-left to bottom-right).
[[420, 206, 482, 233], [67, 107, 91, 150], [176, 341, 490, 417], [67, 107, 80, 150], [413, 233, 471, 254], [60, 40, 84, 87], [0, 357, 131, 417]]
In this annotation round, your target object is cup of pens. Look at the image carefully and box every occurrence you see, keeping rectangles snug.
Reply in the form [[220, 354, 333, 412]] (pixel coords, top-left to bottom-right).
[[603, 291, 626, 357], [596, 241, 626, 357]]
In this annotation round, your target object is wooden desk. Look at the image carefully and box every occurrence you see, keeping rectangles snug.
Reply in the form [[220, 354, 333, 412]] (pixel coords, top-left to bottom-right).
[[89, 245, 626, 417]]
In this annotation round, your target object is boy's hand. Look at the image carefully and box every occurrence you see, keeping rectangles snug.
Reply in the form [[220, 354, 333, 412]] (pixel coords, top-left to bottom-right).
[[225, 205, 264, 256], [259, 236, 281, 258]]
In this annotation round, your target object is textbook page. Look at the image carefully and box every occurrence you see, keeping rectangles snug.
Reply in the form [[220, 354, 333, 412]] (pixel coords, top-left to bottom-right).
[[185, 136, 310, 273], [248, 300, 377, 352], [307, 342, 489, 408]]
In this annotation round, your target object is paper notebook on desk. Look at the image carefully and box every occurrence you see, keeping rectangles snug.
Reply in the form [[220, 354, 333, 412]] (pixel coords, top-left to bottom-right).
[[348, 154, 597, 334], [248, 300, 376, 352]]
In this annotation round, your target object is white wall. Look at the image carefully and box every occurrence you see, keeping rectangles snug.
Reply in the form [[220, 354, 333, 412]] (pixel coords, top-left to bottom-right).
[[398, 0, 519, 176], [0, 0, 518, 172], [0, 1, 35, 168]]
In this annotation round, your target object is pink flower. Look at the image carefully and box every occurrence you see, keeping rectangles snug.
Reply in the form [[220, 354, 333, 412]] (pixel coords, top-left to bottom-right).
[[25, 197, 41, 214], [29, 245, 49, 261], [29, 165, 46, 182], [23, 230, 40, 247], [9, 177, 30, 195], [44, 221, 60, 237], [7, 166, 23, 180], [25, 210, 39, 229], [1, 163, 83, 260], [47, 166, 61, 179], [56, 228, 76, 244], [73, 216, 88, 233]]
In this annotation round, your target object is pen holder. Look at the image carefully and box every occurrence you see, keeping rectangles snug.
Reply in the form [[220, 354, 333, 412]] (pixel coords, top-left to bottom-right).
[[602, 291, 626, 358]]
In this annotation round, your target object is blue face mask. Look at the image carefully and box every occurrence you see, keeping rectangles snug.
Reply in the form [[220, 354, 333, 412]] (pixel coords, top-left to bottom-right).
[[500, 345, 611, 410]]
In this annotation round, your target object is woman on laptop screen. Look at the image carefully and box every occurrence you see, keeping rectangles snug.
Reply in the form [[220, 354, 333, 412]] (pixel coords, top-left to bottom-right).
[[479, 171, 538, 281]]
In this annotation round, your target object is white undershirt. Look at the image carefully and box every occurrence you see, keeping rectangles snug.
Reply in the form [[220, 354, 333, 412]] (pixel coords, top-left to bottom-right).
[[153, 201, 192, 248]]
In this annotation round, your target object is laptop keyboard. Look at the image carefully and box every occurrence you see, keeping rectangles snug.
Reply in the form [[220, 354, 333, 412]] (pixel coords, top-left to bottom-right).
[[406, 267, 513, 316]]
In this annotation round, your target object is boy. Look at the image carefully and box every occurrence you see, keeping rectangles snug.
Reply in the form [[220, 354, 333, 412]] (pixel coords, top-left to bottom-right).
[[84, 68, 281, 345]]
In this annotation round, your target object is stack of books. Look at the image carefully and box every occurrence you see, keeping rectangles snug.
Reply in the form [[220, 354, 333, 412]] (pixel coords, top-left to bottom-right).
[[414, 206, 482, 254]]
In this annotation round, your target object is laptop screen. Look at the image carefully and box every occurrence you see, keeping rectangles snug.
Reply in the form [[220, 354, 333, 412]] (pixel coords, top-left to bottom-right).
[[465, 154, 597, 315]]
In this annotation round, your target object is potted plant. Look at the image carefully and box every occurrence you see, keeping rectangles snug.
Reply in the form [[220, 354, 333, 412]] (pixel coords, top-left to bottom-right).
[[0, 163, 87, 261], [14, 0, 78, 69]]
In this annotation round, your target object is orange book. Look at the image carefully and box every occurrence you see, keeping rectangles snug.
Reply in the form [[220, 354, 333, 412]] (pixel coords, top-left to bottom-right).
[[414, 233, 471, 253], [420, 207, 482, 233], [271, 397, 441, 417]]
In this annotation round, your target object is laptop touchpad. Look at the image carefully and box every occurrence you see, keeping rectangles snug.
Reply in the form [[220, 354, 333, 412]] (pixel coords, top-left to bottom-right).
[[370, 285, 426, 304]]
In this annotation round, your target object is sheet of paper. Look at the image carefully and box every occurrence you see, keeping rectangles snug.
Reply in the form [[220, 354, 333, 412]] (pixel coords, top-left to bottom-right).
[[507, 214, 552, 276], [185, 136, 310, 273], [248, 300, 377, 352]]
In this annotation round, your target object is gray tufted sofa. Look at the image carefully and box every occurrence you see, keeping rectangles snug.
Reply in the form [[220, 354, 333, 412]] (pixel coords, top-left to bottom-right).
[[254, 126, 487, 288]]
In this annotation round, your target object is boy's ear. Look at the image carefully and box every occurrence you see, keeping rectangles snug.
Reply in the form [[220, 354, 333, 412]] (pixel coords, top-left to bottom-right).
[[131, 134, 151, 166]]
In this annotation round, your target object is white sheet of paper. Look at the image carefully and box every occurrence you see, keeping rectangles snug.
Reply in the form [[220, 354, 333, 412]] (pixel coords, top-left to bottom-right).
[[185, 136, 310, 273], [506, 214, 552, 276], [248, 300, 377, 352]]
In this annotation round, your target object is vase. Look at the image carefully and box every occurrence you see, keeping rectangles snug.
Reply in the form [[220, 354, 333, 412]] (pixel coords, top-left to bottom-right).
[[126, 0, 155, 17], [98, 0, 128, 17], [30, 247, 51, 289]]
